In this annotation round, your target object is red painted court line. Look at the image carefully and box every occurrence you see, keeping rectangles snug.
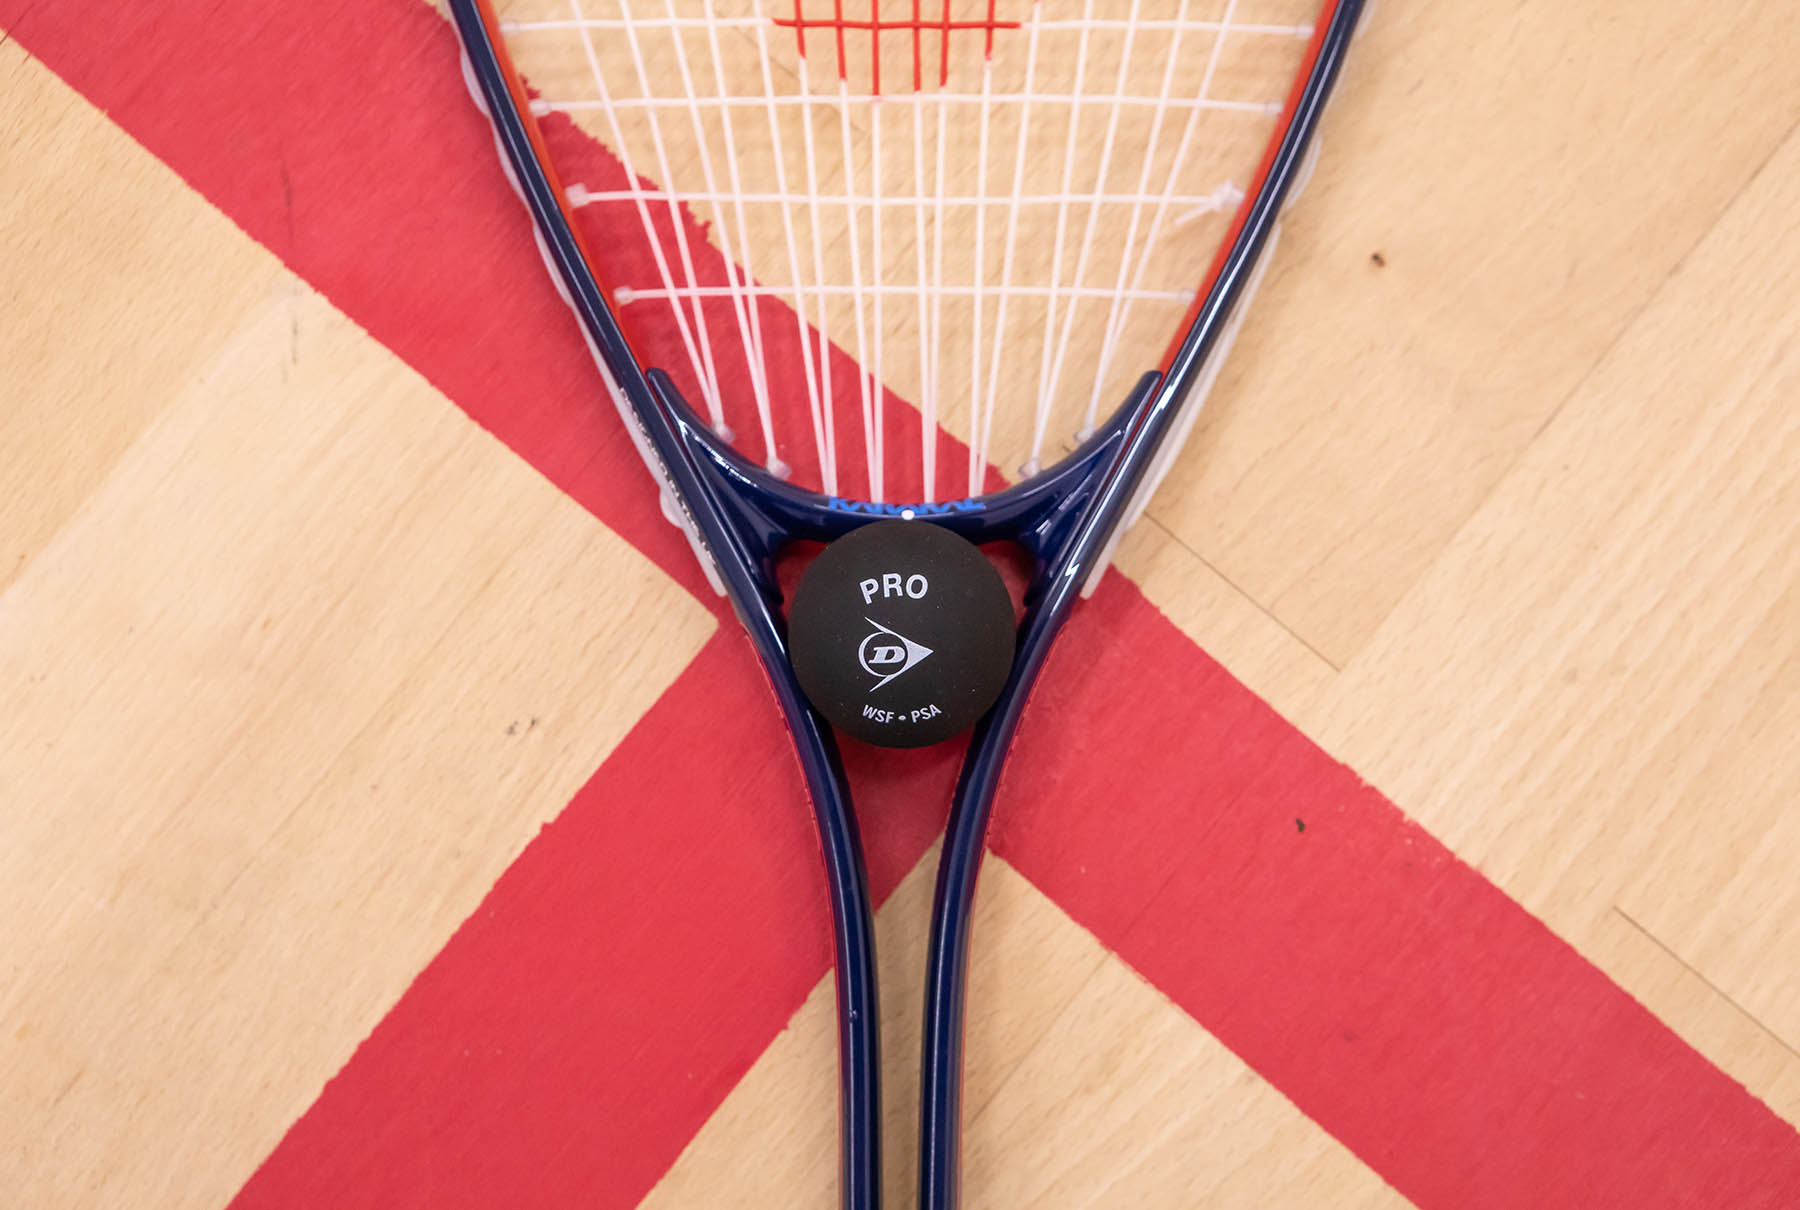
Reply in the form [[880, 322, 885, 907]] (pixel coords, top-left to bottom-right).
[[223, 632, 957, 1209], [997, 598, 1800, 1208], [6, 1, 1797, 1207]]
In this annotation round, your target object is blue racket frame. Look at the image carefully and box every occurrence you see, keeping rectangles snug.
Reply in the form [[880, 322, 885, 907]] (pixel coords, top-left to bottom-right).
[[447, 2, 1365, 1206]]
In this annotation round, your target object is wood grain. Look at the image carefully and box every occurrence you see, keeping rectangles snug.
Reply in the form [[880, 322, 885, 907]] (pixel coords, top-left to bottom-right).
[[3, 1, 1796, 1207], [0, 43, 714, 1207]]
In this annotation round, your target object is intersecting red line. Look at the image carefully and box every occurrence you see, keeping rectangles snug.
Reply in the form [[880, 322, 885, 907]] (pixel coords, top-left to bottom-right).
[[6, 0, 1799, 1207]]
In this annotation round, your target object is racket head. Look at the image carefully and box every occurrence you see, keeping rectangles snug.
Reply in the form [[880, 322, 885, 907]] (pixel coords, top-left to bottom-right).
[[452, 0, 1355, 537]]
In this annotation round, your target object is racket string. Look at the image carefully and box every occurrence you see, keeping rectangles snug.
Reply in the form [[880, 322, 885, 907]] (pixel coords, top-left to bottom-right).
[[1087, 0, 1240, 431], [501, 0, 1313, 502]]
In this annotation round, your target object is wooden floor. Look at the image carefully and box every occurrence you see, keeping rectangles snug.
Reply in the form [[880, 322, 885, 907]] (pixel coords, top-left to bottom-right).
[[3, 2, 1797, 1207]]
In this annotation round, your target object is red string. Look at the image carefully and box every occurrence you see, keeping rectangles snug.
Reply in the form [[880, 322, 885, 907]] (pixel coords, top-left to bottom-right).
[[771, 1, 1021, 93], [938, 0, 951, 87], [911, 0, 922, 92], [833, 0, 848, 81]]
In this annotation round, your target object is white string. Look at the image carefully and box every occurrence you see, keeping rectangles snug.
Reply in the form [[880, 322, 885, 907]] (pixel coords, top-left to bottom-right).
[[1082, 0, 1194, 429], [965, 53, 996, 497], [659, 0, 768, 444], [614, 282, 1194, 302], [1041, 0, 1146, 441], [545, 92, 1281, 114], [565, 187, 1253, 208], [987, 7, 1046, 475], [870, 95, 886, 501], [927, 72, 951, 500], [564, 0, 713, 422], [508, 16, 1310, 36], [511, 2, 1308, 514], [1029, 0, 1100, 471], [911, 81, 935, 499], [611, 0, 727, 426], [836, 78, 878, 501], [796, 39, 840, 493], [1104, 0, 1249, 401], [742, 14, 823, 482], [697, 0, 794, 474]]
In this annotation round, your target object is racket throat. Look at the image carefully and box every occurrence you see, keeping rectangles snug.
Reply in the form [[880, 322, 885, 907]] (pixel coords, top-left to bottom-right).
[[645, 367, 1163, 589]]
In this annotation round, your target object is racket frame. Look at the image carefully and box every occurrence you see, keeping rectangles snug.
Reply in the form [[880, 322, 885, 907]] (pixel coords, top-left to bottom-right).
[[446, 2, 1366, 1206]]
